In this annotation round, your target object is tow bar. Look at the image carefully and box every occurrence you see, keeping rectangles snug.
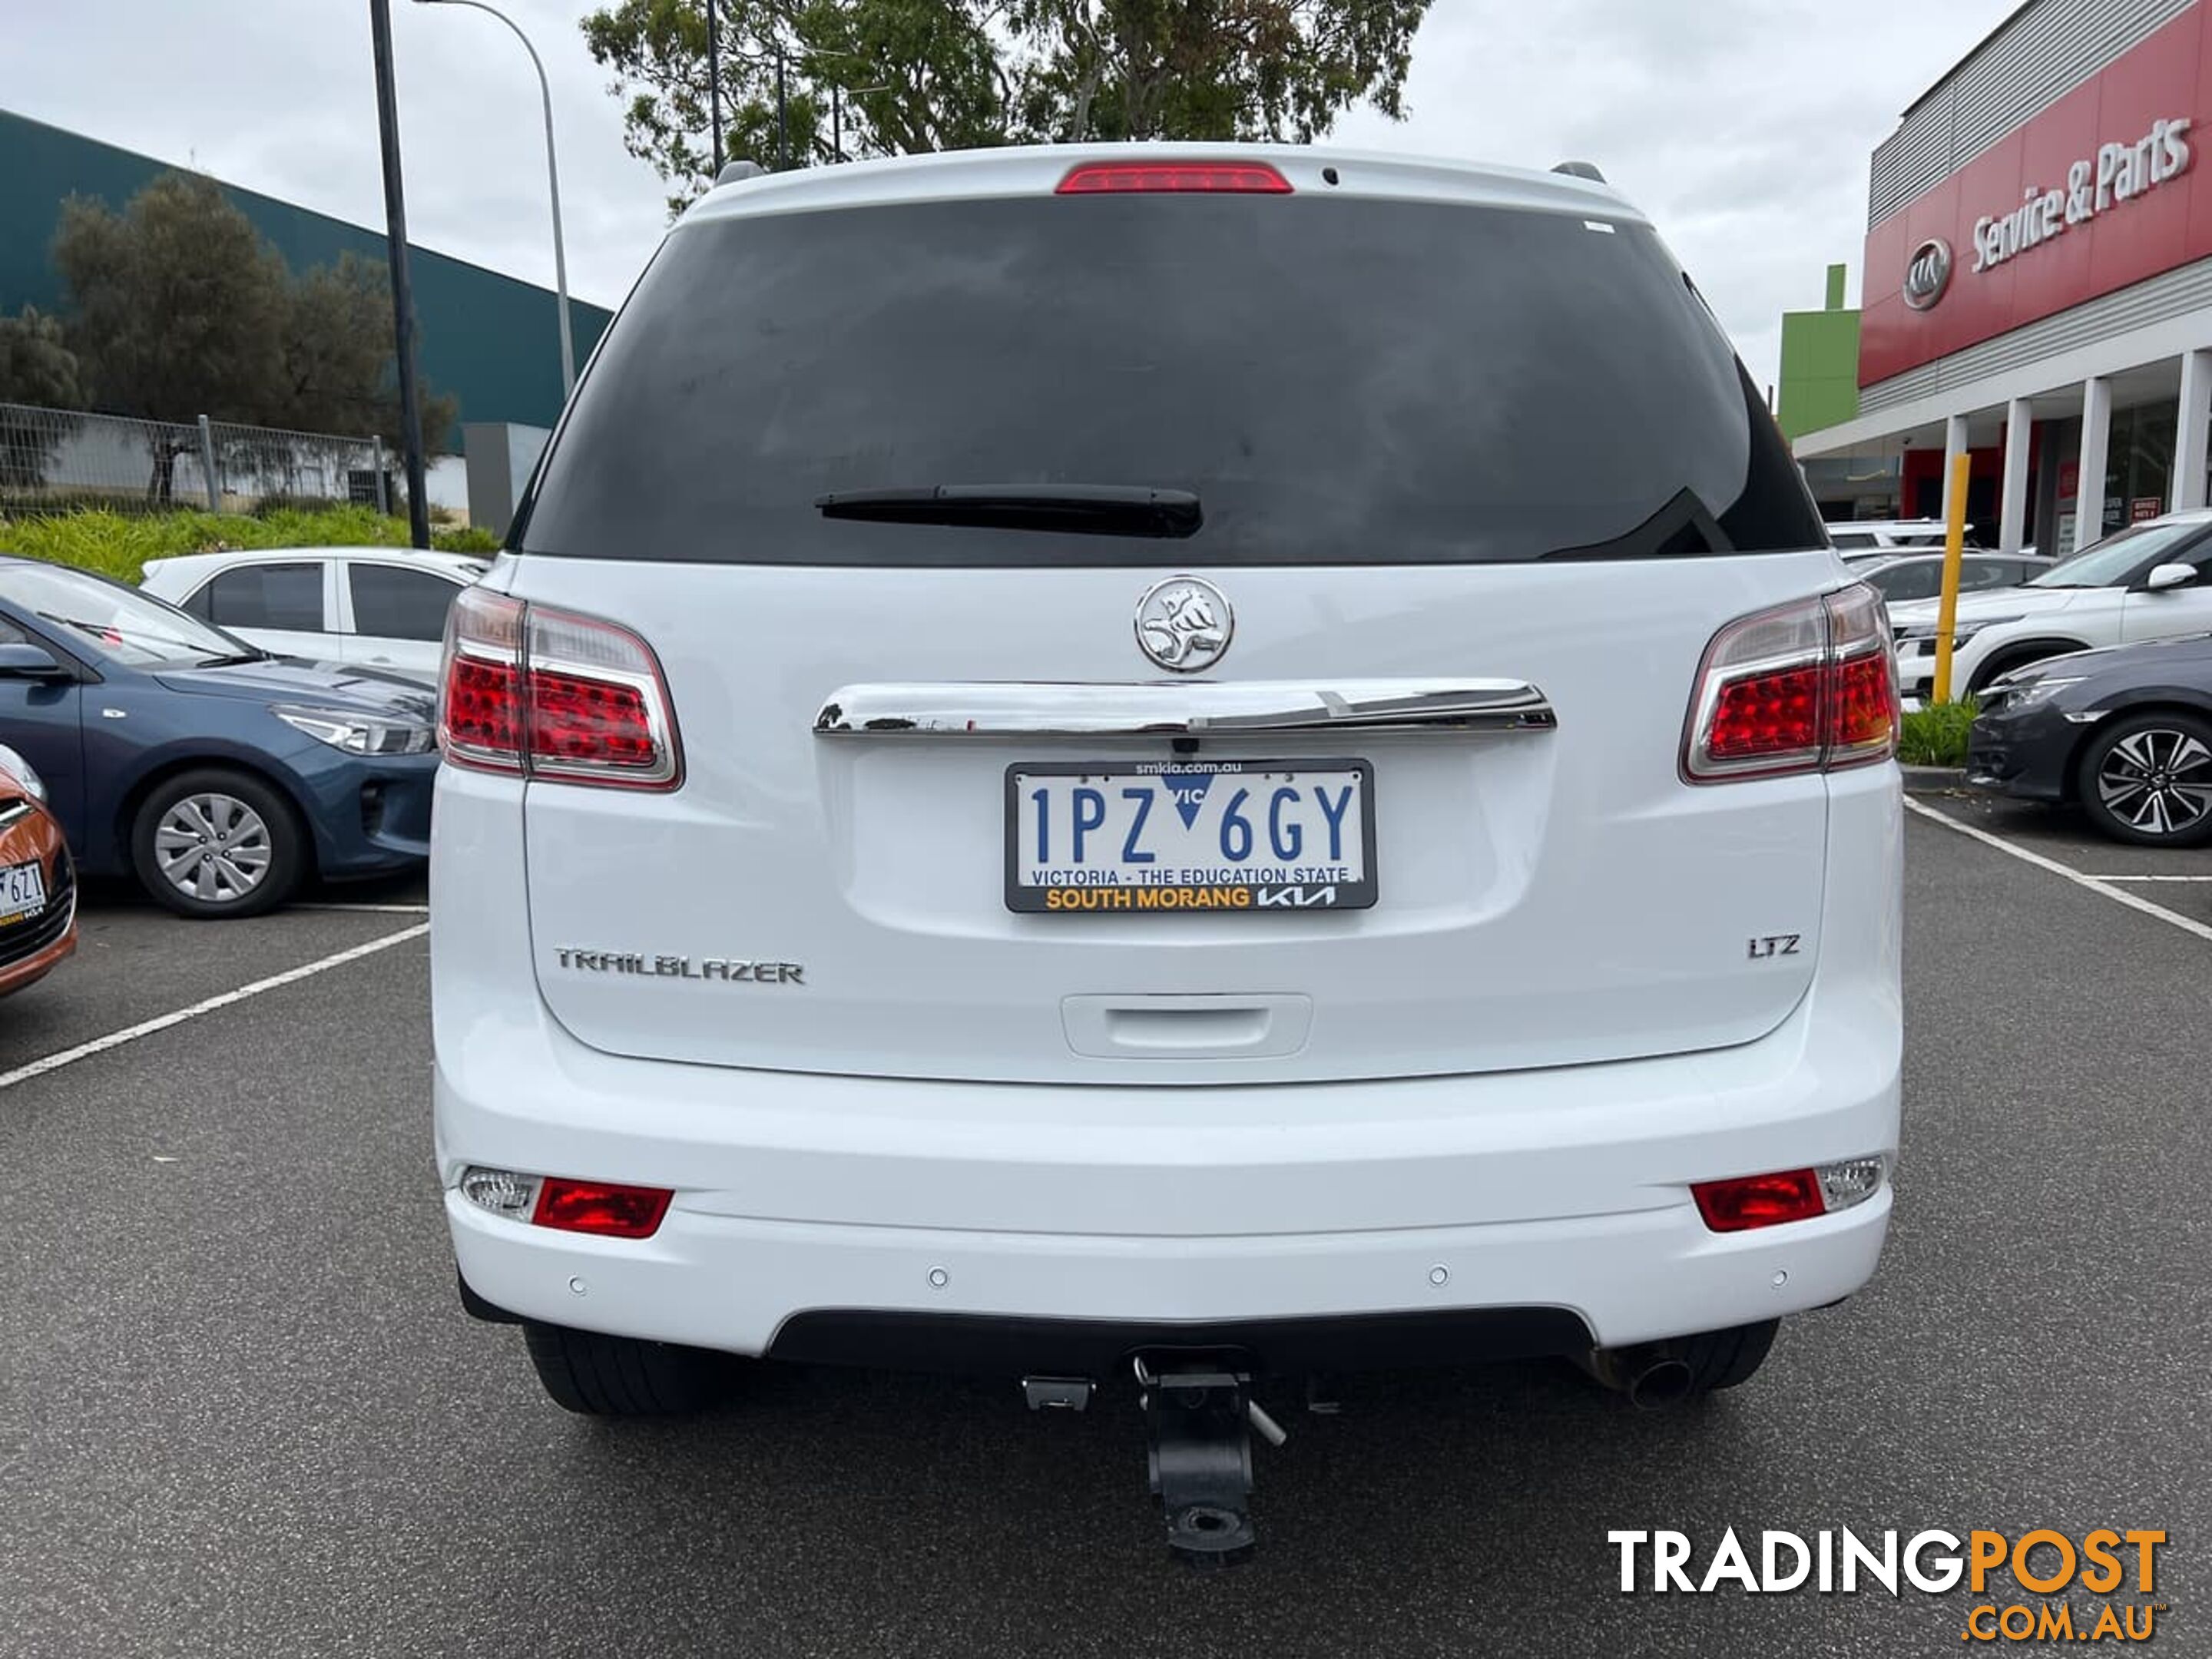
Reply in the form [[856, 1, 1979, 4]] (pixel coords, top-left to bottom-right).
[[1133, 1355, 1287, 1568]]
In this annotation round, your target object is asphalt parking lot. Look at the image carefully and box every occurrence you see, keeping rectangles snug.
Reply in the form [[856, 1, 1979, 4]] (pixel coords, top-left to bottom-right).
[[4, 805, 2207, 1659]]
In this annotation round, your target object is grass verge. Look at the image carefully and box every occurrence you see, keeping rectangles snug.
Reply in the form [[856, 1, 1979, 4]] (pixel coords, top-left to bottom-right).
[[1899, 699, 1978, 767], [0, 505, 499, 583]]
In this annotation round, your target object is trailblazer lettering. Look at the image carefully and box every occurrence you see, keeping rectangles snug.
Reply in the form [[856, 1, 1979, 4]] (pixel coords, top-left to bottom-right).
[[553, 949, 805, 983], [1969, 115, 2192, 277]]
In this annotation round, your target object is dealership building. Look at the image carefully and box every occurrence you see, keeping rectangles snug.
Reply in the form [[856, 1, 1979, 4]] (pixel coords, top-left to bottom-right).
[[1793, 0, 2212, 554]]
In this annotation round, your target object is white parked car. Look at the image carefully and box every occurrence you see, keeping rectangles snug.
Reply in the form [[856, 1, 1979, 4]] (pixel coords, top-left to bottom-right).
[[1828, 518, 1960, 554], [140, 546, 488, 683], [430, 145, 1903, 1561], [1889, 511, 2212, 700]]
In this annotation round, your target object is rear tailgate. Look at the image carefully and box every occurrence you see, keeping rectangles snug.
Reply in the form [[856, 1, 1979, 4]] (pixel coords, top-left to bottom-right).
[[496, 153, 1845, 1085], [515, 555, 1832, 1083]]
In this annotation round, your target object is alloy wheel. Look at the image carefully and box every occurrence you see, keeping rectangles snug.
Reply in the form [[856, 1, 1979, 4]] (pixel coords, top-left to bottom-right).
[[153, 793, 275, 904], [2094, 727, 2212, 839]]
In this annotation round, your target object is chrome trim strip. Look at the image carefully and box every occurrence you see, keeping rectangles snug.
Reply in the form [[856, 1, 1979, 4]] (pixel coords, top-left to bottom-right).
[[813, 680, 1557, 738]]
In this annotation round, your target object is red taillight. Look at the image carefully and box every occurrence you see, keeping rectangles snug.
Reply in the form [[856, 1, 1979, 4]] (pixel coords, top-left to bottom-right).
[[1683, 583, 1899, 782], [1691, 1169, 1825, 1232], [1707, 664, 1822, 762], [439, 590, 525, 773], [1056, 161, 1293, 195], [531, 1177, 674, 1240], [439, 588, 682, 790]]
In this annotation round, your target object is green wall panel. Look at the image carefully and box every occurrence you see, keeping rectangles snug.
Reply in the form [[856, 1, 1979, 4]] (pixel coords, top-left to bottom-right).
[[0, 108, 612, 445]]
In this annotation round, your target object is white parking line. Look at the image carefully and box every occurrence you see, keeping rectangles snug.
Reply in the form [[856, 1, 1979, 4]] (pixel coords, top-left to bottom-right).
[[0, 922, 429, 1092], [2078, 873, 2212, 883], [1906, 798, 2212, 945]]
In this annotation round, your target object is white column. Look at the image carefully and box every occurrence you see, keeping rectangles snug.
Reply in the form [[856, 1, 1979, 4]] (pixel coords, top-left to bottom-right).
[[1999, 398, 2033, 552], [1941, 413, 1970, 531], [2075, 376, 2112, 556], [2173, 349, 2212, 512]]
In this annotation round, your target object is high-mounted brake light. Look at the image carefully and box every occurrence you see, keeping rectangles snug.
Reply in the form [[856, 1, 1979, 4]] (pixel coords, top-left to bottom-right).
[[438, 587, 683, 790], [1056, 161, 1293, 195], [1682, 583, 1899, 783]]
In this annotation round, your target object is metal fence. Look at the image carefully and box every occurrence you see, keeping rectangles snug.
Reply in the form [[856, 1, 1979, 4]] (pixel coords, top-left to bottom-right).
[[0, 402, 393, 516]]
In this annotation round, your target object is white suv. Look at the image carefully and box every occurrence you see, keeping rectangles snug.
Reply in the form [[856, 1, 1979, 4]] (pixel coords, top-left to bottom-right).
[[1889, 511, 2212, 700], [432, 146, 1902, 1561]]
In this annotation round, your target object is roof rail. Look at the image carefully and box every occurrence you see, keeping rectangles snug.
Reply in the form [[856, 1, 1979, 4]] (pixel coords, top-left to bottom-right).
[[716, 159, 767, 185], [1550, 161, 1606, 183]]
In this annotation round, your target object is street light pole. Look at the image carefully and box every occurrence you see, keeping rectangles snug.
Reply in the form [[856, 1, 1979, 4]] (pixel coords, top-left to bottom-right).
[[706, 0, 723, 169], [776, 47, 790, 170], [367, 0, 431, 548], [414, 0, 576, 398]]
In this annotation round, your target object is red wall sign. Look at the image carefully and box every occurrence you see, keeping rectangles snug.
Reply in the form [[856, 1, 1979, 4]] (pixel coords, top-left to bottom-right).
[[1860, 2, 2212, 388]]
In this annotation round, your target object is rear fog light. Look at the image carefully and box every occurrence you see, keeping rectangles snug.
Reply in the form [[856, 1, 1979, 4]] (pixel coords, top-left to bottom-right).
[[1692, 1157, 1886, 1233], [531, 1177, 674, 1240]]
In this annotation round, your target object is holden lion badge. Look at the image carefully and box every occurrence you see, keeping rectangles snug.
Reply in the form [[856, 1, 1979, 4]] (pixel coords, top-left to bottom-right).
[[1134, 575, 1233, 674]]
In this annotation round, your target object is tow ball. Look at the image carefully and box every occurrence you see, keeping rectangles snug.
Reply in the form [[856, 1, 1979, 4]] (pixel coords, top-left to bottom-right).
[[1133, 1355, 1288, 1568]]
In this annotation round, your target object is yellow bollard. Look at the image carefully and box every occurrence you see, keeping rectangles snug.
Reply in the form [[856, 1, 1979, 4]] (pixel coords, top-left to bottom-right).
[[1930, 451, 1972, 704]]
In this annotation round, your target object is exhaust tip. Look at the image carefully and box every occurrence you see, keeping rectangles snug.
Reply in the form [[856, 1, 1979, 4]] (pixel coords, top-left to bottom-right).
[[1625, 1356, 1694, 1411]]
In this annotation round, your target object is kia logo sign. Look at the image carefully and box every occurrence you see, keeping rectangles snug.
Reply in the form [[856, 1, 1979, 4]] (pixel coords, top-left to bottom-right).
[[1903, 238, 1953, 310]]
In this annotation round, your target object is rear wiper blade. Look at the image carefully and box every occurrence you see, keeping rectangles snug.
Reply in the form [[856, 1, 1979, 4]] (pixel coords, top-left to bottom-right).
[[814, 484, 1202, 539]]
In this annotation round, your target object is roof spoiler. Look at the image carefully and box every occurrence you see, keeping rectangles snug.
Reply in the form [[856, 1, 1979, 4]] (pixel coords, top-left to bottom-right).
[[1550, 161, 1607, 183]]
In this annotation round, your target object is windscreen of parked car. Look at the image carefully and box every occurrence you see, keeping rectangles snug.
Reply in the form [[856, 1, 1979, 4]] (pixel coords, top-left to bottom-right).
[[0, 562, 255, 668], [2032, 522, 2209, 587], [515, 195, 1823, 567]]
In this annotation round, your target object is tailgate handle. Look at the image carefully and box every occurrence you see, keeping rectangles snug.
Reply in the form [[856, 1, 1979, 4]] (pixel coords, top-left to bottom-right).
[[813, 680, 1555, 738], [1062, 995, 1313, 1061]]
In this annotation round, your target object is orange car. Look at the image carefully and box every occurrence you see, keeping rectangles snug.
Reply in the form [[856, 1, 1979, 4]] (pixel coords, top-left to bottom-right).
[[0, 743, 76, 997]]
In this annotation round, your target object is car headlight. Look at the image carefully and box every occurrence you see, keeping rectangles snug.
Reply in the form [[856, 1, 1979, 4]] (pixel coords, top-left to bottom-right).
[[0, 742, 46, 801], [273, 704, 435, 757], [1894, 616, 2019, 651], [1987, 675, 2084, 712]]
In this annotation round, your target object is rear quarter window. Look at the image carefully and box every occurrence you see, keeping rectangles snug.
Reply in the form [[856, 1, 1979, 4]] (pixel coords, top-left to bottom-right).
[[517, 193, 1822, 568]]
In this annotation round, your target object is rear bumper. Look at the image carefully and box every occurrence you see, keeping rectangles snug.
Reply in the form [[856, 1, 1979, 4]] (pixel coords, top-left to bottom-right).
[[445, 1181, 1892, 1373], [433, 765, 1902, 1374]]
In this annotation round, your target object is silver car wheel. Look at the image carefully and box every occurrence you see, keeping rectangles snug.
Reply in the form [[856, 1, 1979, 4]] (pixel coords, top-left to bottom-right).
[[153, 793, 275, 904], [2095, 728, 2212, 838]]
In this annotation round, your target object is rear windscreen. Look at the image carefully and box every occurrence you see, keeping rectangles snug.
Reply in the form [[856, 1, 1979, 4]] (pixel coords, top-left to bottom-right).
[[516, 194, 1823, 567]]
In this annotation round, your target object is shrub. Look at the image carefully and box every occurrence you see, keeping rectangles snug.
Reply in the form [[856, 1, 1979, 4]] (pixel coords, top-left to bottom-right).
[[1899, 699, 1978, 767], [0, 503, 498, 580], [432, 525, 502, 554]]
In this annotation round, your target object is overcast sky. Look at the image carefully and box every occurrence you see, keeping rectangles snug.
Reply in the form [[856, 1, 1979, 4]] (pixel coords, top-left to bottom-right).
[[8, 0, 2018, 390]]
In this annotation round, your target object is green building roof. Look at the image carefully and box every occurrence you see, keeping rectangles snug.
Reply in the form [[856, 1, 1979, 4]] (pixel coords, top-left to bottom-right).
[[0, 107, 613, 442]]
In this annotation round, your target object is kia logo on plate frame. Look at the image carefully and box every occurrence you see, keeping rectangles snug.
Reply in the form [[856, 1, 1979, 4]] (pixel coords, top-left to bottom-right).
[[1903, 238, 1953, 310]]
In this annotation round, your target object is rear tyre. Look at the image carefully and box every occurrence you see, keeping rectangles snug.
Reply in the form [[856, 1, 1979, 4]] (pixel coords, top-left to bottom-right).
[[129, 767, 305, 919], [522, 1320, 740, 1416], [1681, 1317, 1780, 1393], [2075, 710, 2212, 848]]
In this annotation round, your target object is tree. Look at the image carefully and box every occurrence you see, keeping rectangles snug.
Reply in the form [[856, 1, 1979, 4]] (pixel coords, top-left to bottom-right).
[[274, 253, 455, 456], [49, 171, 454, 501], [0, 306, 84, 495], [581, 0, 1431, 211]]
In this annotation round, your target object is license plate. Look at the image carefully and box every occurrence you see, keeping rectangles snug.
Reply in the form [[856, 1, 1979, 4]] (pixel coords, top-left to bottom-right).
[[0, 859, 46, 927], [1005, 760, 1377, 914]]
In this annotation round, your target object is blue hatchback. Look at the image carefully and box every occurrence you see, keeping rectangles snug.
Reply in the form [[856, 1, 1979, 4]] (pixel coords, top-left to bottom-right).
[[0, 555, 439, 918]]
